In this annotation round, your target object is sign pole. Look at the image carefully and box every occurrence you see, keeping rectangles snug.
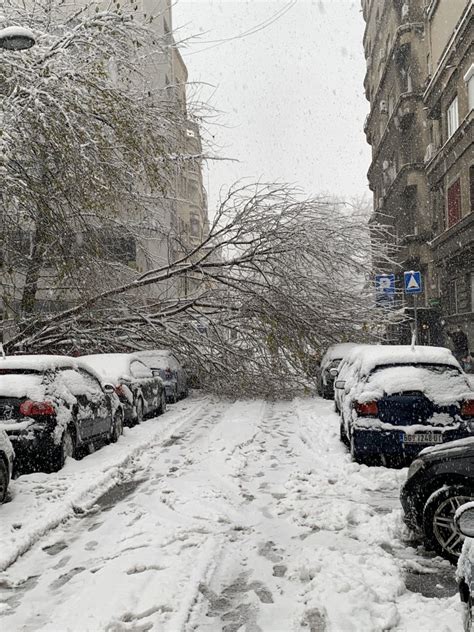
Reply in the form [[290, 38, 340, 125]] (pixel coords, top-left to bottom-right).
[[413, 294, 418, 345]]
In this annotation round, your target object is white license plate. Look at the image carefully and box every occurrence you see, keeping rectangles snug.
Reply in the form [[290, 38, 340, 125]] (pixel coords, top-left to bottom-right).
[[402, 433, 443, 444]]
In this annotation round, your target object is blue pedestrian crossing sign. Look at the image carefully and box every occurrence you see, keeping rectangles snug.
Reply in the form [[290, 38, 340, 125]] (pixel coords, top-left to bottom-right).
[[375, 273, 395, 307], [404, 270, 422, 294]]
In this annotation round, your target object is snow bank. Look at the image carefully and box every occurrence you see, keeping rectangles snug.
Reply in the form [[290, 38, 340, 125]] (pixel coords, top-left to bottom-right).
[[0, 396, 208, 572]]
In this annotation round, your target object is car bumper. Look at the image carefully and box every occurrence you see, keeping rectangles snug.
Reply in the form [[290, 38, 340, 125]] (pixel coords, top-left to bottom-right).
[[352, 427, 471, 459], [7, 424, 57, 473]]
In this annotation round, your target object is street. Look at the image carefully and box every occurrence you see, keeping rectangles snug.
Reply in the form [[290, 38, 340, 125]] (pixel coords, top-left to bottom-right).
[[0, 395, 464, 631]]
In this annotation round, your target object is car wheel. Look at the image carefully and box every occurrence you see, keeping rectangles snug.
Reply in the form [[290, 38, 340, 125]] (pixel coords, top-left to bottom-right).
[[465, 595, 473, 632], [135, 398, 144, 425], [340, 420, 349, 446], [54, 428, 75, 471], [350, 432, 365, 464], [0, 458, 9, 504], [110, 412, 124, 443], [423, 485, 474, 563]]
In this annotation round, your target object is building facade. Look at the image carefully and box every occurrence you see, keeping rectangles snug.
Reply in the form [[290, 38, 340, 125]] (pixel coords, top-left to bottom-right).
[[362, 0, 473, 350]]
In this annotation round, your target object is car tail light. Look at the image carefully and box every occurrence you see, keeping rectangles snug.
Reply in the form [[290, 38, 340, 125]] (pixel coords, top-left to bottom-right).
[[114, 384, 125, 397], [354, 400, 378, 416], [19, 400, 55, 417], [461, 400, 474, 417]]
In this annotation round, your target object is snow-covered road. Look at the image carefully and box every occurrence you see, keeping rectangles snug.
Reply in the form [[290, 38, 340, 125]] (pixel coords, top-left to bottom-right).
[[0, 395, 464, 631]]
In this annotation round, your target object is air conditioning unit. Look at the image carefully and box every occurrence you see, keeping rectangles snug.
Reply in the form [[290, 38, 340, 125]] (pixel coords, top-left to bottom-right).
[[382, 160, 389, 171], [186, 128, 196, 138], [378, 197, 385, 209], [379, 100, 388, 113]]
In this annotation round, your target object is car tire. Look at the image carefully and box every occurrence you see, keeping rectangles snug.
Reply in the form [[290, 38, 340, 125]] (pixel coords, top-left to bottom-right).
[[0, 458, 9, 504], [350, 432, 365, 465], [110, 412, 123, 443], [54, 427, 75, 471], [158, 391, 167, 415], [135, 398, 144, 425], [464, 594, 473, 632], [340, 420, 349, 446], [422, 485, 474, 563]]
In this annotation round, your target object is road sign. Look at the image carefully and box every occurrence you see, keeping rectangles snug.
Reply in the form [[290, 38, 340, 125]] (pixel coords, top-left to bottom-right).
[[404, 270, 422, 294], [375, 274, 395, 307], [375, 274, 395, 295]]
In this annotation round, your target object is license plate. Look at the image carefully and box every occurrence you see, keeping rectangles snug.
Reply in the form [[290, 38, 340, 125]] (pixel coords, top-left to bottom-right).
[[402, 433, 443, 444]]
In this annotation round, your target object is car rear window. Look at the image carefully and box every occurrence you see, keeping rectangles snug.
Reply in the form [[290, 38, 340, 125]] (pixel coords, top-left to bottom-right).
[[0, 371, 45, 399], [369, 363, 462, 377]]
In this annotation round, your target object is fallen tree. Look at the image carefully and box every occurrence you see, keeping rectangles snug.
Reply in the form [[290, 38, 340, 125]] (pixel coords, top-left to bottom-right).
[[5, 184, 397, 396]]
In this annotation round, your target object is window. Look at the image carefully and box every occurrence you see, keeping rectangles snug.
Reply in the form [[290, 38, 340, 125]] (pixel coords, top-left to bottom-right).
[[447, 96, 459, 139], [464, 64, 474, 111], [447, 178, 462, 228], [471, 273, 474, 312], [470, 165, 474, 213], [447, 278, 459, 315]]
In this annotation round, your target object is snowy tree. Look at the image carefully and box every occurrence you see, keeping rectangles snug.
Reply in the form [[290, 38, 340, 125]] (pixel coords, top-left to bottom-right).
[[1, 0, 186, 322]]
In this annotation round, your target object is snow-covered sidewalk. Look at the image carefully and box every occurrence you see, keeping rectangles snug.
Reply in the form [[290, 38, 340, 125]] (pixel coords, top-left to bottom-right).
[[0, 395, 464, 631]]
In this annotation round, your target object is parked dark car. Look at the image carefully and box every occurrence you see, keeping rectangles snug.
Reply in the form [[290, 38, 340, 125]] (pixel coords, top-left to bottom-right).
[[400, 437, 474, 563], [80, 353, 166, 424], [317, 343, 357, 399], [455, 502, 474, 631], [0, 355, 123, 474], [335, 345, 473, 465], [0, 429, 14, 504], [135, 350, 188, 403]]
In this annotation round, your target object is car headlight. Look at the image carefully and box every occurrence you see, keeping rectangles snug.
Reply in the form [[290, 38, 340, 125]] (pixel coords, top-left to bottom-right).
[[407, 458, 425, 479]]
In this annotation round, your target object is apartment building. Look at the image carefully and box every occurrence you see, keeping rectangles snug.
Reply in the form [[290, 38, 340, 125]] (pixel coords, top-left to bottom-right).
[[362, 0, 473, 349]]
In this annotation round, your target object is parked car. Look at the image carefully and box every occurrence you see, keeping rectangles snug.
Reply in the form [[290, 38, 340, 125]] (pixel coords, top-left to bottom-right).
[[335, 345, 473, 465], [135, 350, 188, 403], [0, 355, 123, 474], [80, 353, 166, 424], [0, 429, 14, 504], [400, 437, 474, 563], [317, 343, 358, 399], [455, 501, 474, 630]]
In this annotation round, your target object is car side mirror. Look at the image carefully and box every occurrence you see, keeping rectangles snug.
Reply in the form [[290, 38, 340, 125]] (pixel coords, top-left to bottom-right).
[[103, 383, 115, 394], [329, 368, 339, 377], [455, 503, 474, 537], [334, 380, 346, 390]]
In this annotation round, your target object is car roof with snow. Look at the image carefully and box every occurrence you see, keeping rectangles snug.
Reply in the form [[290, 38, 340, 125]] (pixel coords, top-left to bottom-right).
[[322, 343, 359, 363], [79, 353, 142, 381], [343, 345, 460, 375], [0, 355, 76, 371], [134, 350, 179, 369]]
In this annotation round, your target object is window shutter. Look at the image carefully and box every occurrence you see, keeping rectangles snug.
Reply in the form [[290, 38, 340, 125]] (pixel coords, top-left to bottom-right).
[[447, 179, 461, 228]]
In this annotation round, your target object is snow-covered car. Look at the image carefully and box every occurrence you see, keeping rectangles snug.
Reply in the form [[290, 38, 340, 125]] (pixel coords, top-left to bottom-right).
[[0, 355, 123, 474], [456, 502, 474, 630], [0, 428, 14, 504], [134, 350, 188, 403], [317, 343, 358, 399], [80, 353, 166, 424], [335, 345, 474, 465], [401, 437, 474, 563]]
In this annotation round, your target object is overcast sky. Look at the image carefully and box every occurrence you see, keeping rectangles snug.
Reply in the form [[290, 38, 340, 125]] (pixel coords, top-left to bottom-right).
[[173, 0, 370, 210]]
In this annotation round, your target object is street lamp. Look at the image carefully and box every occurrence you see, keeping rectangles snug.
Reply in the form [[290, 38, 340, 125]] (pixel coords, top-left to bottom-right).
[[1, 24, 36, 347], [0, 26, 36, 51]]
